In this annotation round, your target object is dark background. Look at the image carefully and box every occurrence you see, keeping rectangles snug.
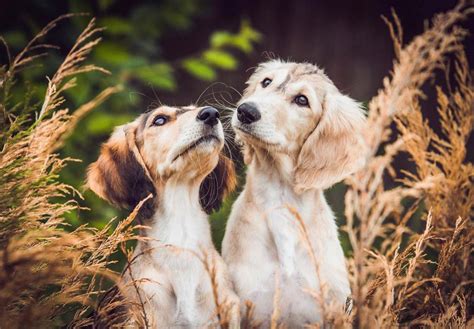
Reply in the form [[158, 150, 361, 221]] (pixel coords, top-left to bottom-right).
[[2, 0, 471, 102], [161, 0, 473, 104]]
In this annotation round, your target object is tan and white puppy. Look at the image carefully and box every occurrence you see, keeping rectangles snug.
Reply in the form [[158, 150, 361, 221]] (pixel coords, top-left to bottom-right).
[[87, 106, 239, 328], [222, 60, 367, 327]]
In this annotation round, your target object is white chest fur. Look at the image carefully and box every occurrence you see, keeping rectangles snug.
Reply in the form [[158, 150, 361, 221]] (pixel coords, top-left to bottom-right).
[[223, 160, 350, 327], [124, 183, 228, 328]]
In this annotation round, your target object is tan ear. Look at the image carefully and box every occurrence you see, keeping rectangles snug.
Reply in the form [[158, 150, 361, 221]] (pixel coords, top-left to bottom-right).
[[199, 154, 237, 214], [294, 91, 367, 193], [86, 124, 156, 218]]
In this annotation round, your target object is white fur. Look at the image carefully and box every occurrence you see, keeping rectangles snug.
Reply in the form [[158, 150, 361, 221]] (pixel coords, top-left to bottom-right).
[[222, 60, 366, 327], [124, 180, 238, 328], [89, 107, 240, 328]]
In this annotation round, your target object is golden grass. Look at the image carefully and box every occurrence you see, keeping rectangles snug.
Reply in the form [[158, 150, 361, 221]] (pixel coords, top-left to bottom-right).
[[0, 15, 140, 328], [340, 1, 474, 327], [249, 3, 473, 327], [0, 1, 473, 327]]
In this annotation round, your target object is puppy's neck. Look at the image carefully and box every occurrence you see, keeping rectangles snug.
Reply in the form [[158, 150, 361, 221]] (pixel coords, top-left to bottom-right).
[[159, 178, 203, 215], [246, 147, 321, 209], [248, 147, 295, 184], [143, 177, 213, 250]]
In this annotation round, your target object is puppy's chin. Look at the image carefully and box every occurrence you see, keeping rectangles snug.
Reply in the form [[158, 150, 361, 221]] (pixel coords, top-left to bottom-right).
[[183, 136, 222, 162], [163, 139, 222, 178], [234, 127, 285, 154]]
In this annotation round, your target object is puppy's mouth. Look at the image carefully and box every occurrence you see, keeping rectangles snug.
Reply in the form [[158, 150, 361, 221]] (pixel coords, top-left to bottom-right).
[[235, 126, 279, 147], [172, 135, 220, 162], [235, 125, 260, 139]]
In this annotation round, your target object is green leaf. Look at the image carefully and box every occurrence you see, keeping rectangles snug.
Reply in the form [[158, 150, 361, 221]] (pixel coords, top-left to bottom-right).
[[64, 75, 91, 104], [134, 63, 176, 91], [210, 31, 234, 48], [231, 36, 253, 53], [208, 20, 261, 54], [98, 0, 115, 11], [182, 59, 216, 81], [203, 50, 237, 70], [122, 56, 148, 69], [232, 21, 262, 53], [240, 19, 262, 43], [99, 17, 132, 35], [2, 31, 27, 49], [86, 112, 134, 135], [68, 0, 92, 15], [93, 42, 130, 66]]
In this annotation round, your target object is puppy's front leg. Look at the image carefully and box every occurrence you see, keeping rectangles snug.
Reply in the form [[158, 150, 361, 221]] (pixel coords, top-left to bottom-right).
[[206, 250, 241, 329], [266, 208, 300, 278]]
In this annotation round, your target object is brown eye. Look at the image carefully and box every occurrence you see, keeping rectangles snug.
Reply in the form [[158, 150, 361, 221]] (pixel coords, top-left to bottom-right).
[[261, 78, 272, 88], [153, 115, 168, 126], [294, 95, 309, 107]]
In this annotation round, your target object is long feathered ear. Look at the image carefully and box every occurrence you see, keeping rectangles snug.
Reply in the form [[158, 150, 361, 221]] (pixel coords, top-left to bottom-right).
[[86, 123, 156, 218], [199, 154, 237, 214], [294, 90, 367, 193]]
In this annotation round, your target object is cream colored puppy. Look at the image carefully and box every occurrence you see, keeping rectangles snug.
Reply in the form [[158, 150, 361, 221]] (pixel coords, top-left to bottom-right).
[[222, 60, 367, 327], [87, 106, 239, 328]]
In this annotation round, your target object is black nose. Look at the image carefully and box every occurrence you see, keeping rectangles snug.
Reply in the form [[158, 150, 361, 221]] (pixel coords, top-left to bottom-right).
[[237, 102, 261, 124], [197, 106, 220, 126]]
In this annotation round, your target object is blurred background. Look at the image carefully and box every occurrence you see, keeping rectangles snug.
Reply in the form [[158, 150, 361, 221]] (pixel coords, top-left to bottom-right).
[[1, 0, 471, 252]]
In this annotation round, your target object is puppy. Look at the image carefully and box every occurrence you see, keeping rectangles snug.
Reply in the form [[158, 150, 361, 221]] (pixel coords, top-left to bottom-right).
[[222, 60, 367, 327], [87, 105, 240, 328]]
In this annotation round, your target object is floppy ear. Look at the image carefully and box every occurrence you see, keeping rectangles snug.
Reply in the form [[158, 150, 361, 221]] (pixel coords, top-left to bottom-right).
[[86, 124, 156, 218], [294, 91, 367, 193], [199, 154, 237, 214]]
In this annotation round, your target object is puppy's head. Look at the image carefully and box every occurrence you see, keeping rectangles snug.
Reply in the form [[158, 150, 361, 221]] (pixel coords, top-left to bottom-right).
[[87, 106, 236, 216], [233, 60, 367, 192]]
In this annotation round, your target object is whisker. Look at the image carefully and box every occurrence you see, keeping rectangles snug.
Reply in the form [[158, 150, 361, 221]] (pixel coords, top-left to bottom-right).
[[223, 142, 235, 162], [129, 91, 154, 103], [150, 85, 163, 107], [196, 82, 229, 106], [204, 94, 236, 110], [197, 82, 241, 112]]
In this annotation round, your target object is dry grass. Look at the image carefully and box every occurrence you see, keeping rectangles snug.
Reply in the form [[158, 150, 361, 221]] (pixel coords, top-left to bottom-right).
[[340, 1, 474, 327], [245, 1, 473, 328], [0, 13, 244, 327], [1, 1, 473, 328], [0, 16, 142, 328]]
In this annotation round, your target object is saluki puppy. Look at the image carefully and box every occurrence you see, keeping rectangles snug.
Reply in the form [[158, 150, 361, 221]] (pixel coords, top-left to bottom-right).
[[87, 105, 240, 328], [222, 60, 367, 327]]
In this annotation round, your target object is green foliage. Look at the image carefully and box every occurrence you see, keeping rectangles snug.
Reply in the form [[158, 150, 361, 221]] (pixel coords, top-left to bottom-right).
[[203, 50, 238, 69], [134, 63, 176, 90], [1, 0, 260, 233], [210, 20, 261, 53], [182, 20, 262, 79], [182, 58, 217, 81]]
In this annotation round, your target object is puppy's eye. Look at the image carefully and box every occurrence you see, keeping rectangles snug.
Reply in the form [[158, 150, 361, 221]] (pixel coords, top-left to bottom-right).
[[294, 95, 309, 107], [153, 115, 168, 126], [261, 78, 272, 88]]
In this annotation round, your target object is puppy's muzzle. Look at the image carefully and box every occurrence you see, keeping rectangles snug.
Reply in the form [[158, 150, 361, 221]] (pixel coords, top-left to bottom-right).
[[237, 102, 261, 124], [197, 106, 220, 126]]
